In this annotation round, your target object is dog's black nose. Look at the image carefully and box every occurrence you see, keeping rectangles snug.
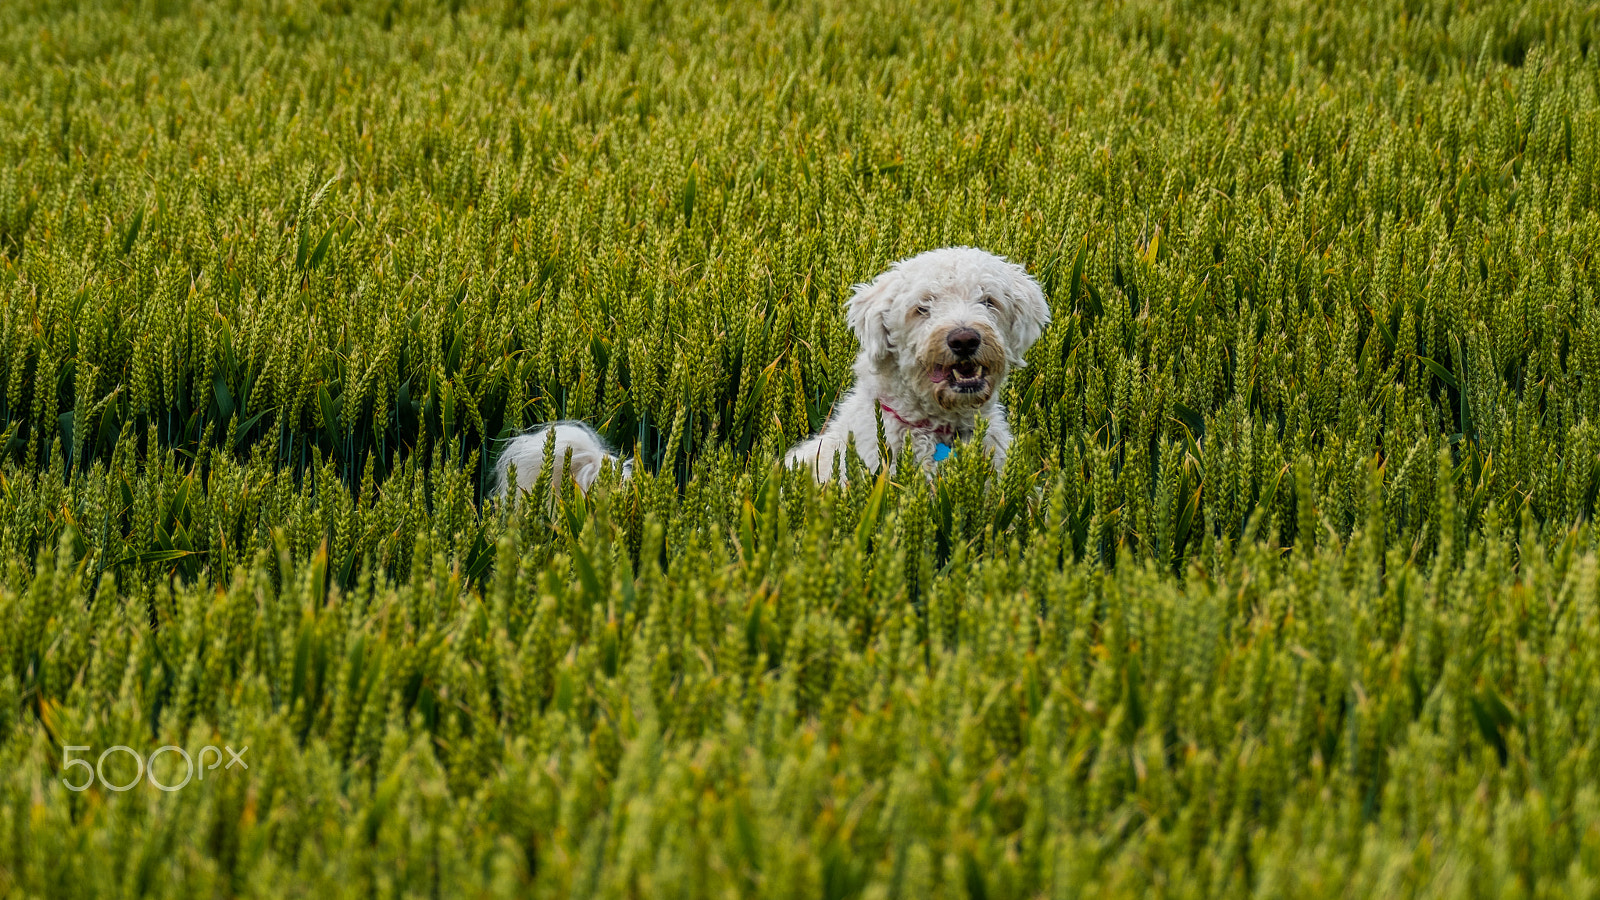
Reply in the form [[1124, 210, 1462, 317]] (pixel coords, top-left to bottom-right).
[[946, 328, 981, 357]]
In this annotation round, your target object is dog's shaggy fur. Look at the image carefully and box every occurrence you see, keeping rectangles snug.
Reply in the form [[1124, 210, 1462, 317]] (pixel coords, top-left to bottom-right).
[[492, 247, 1048, 499], [491, 421, 630, 499], [783, 246, 1049, 478]]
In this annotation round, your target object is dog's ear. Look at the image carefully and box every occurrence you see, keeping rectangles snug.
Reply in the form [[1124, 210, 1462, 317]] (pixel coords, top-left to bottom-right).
[[1002, 268, 1050, 367], [845, 275, 896, 364]]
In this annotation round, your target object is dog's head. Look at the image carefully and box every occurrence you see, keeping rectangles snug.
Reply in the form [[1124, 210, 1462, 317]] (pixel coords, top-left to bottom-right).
[[845, 247, 1050, 409]]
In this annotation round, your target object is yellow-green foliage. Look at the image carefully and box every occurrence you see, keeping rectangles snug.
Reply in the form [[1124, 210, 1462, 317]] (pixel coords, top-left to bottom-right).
[[2, 0, 1600, 895]]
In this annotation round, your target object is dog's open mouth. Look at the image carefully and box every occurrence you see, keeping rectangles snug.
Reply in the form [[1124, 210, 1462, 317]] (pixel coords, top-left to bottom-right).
[[932, 360, 989, 393]]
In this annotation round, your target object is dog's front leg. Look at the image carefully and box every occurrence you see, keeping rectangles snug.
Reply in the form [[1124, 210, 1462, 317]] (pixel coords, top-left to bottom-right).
[[981, 408, 1013, 473], [900, 431, 940, 476]]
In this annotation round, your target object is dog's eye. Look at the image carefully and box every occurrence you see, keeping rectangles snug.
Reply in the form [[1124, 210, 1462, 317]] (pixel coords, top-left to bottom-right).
[[915, 304, 931, 317], [981, 296, 999, 310]]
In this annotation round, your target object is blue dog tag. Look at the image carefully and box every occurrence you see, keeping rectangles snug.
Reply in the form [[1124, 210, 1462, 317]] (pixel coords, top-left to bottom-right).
[[933, 442, 952, 462]]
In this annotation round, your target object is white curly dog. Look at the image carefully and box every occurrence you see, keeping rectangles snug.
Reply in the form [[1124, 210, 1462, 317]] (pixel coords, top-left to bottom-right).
[[493, 247, 1049, 497]]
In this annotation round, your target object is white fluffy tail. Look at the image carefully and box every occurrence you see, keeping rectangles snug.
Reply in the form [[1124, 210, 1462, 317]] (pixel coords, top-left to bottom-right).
[[492, 421, 632, 499]]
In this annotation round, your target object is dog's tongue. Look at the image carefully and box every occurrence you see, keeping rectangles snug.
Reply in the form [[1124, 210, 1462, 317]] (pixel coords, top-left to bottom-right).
[[929, 367, 949, 384]]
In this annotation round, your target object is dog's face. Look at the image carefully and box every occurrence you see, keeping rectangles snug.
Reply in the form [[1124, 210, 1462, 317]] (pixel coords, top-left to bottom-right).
[[845, 247, 1050, 410]]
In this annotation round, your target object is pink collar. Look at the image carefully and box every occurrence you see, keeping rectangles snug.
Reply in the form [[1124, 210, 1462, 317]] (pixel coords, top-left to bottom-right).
[[877, 399, 956, 440]]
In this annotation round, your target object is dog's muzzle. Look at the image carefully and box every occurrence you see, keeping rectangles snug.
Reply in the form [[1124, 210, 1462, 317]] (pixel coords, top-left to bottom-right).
[[926, 324, 1005, 405]]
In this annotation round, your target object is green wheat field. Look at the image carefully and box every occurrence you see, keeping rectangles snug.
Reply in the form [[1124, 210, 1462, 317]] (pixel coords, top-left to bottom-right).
[[3, 0, 1600, 895]]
